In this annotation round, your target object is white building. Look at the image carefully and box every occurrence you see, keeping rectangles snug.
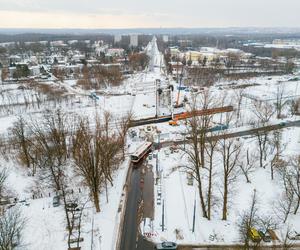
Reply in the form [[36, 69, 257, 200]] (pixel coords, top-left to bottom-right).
[[0, 42, 15, 48], [114, 34, 122, 44], [163, 35, 169, 43], [50, 41, 67, 47], [29, 66, 41, 76], [130, 34, 138, 47], [107, 48, 125, 57], [68, 40, 78, 45]]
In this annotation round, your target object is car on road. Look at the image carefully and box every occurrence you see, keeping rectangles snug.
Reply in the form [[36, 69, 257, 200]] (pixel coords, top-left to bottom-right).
[[279, 121, 287, 126], [258, 230, 272, 242], [155, 241, 177, 249]]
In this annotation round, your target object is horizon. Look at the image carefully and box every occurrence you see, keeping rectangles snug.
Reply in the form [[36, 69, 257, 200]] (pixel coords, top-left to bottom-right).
[[0, 0, 300, 29], [1, 27, 300, 36]]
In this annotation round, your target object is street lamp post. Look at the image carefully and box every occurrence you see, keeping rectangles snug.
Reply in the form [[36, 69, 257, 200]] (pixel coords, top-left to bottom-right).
[[155, 80, 158, 118], [155, 79, 161, 118], [156, 132, 160, 176]]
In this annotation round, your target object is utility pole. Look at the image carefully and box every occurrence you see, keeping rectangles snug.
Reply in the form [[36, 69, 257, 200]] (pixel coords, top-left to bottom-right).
[[98, 236, 102, 250], [192, 198, 196, 233], [91, 212, 94, 250], [156, 132, 160, 175], [192, 189, 196, 233], [162, 199, 165, 232]]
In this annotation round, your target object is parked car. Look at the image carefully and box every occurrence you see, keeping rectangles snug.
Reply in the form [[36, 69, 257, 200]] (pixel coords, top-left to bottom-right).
[[155, 242, 177, 250], [258, 230, 272, 242], [288, 230, 300, 240], [279, 121, 287, 126], [249, 228, 261, 242], [52, 196, 60, 207], [66, 202, 78, 210]]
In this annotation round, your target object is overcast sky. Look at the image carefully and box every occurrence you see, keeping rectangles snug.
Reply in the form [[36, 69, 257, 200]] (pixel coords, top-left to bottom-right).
[[0, 0, 299, 29]]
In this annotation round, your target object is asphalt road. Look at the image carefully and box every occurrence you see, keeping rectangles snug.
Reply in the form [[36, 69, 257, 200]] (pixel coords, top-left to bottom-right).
[[160, 120, 300, 149], [119, 163, 142, 250], [119, 161, 155, 250], [119, 120, 300, 250]]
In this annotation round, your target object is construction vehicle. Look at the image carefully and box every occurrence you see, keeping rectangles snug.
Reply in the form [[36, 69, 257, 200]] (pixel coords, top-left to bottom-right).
[[168, 118, 179, 126]]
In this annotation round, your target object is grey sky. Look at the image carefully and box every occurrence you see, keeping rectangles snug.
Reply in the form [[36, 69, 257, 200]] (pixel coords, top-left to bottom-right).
[[0, 0, 299, 28]]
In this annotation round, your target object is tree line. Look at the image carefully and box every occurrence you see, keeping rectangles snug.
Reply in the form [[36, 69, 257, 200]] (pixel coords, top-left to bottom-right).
[[0, 109, 132, 248]]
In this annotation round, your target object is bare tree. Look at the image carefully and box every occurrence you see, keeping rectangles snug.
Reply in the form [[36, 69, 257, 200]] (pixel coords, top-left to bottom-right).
[[204, 136, 218, 220], [64, 194, 88, 249], [234, 89, 245, 123], [72, 117, 102, 212], [281, 226, 295, 250], [31, 110, 71, 191], [218, 137, 242, 220], [0, 168, 8, 200], [100, 112, 122, 202], [269, 130, 286, 180], [52, 67, 66, 83], [11, 117, 36, 175], [275, 84, 288, 119], [28, 110, 78, 248], [117, 111, 133, 161], [239, 148, 256, 183], [72, 113, 121, 212], [252, 100, 275, 168], [187, 67, 221, 87], [258, 215, 277, 236], [181, 91, 215, 219], [276, 165, 295, 223], [237, 190, 259, 249], [288, 156, 300, 214], [0, 208, 25, 250], [291, 98, 300, 116], [252, 100, 275, 124]]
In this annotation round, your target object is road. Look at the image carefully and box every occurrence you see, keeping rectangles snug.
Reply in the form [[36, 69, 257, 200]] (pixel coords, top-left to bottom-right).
[[159, 119, 300, 149], [178, 245, 300, 250], [119, 160, 155, 250], [118, 120, 300, 250], [118, 35, 300, 249], [119, 163, 142, 250]]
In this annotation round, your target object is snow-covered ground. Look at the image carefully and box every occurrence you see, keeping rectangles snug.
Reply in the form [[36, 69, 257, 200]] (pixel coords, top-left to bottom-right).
[[0, 38, 166, 250], [142, 125, 300, 245], [2, 36, 300, 249]]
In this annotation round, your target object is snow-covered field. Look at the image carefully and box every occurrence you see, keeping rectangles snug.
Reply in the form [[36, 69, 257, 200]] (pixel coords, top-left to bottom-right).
[[1, 36, 300, 250], [143, 125, 300, 245]]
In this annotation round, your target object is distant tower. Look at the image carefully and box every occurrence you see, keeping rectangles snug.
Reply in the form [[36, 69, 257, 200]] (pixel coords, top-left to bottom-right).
[[130, 34, 138, 47], [0, 64, 2, 85], [163, 35, 169, 43], [114, 34, 122, 44]]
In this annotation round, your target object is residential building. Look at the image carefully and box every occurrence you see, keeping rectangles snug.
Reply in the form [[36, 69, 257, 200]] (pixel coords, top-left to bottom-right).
[[114, 34, 122, 44], [163, 35, 169, 43], [130, 34, 138, 47]]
